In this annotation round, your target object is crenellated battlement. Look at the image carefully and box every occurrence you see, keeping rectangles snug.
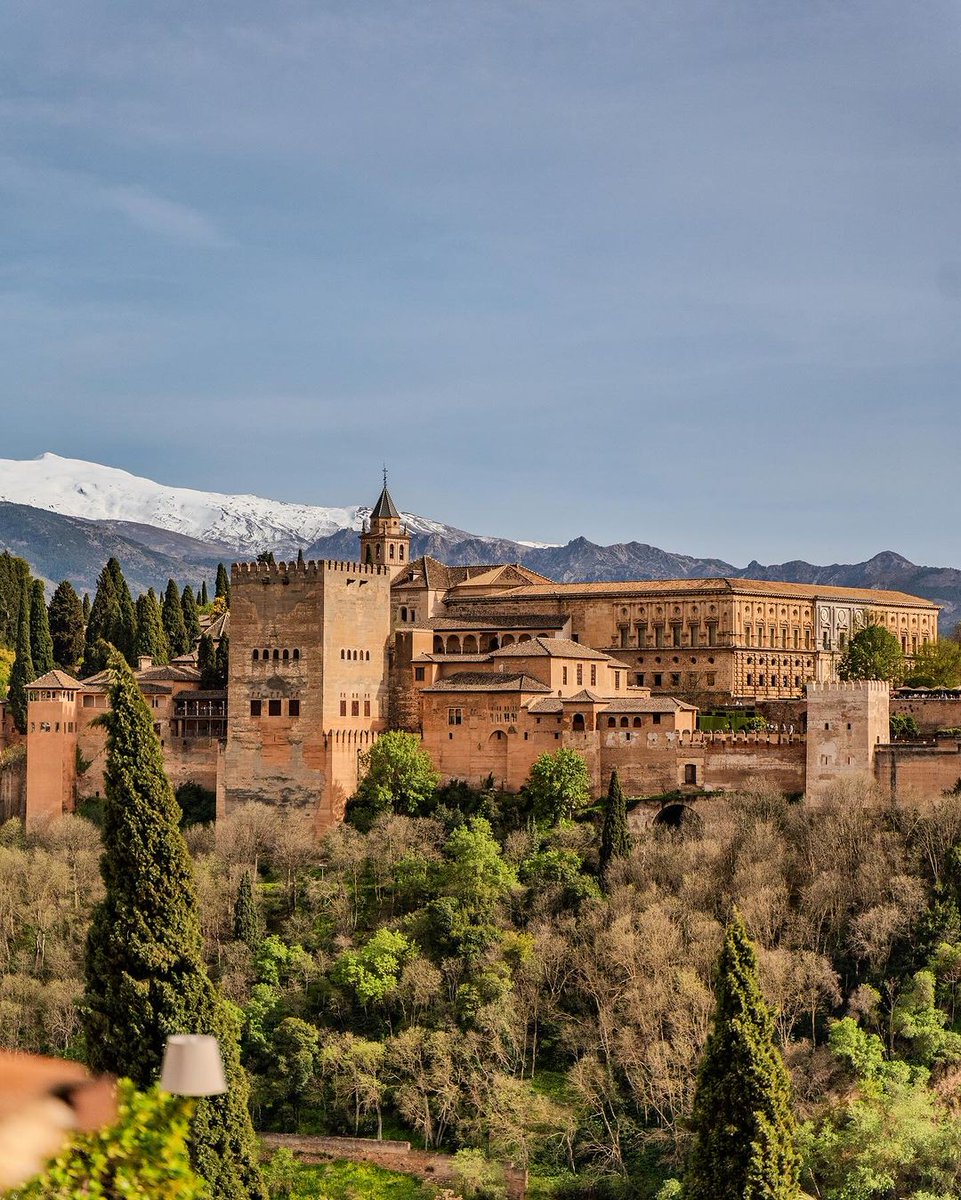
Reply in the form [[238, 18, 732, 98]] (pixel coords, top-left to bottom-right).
[[232, 559, 390, 580], [807, 680, 890, 694]]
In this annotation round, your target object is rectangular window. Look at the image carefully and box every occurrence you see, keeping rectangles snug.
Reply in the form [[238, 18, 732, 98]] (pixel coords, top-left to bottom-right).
[[351, 700, 360, 716], [250, 699, 262, 717], [268, 699, 282, 716], [653, 673, 662, 687], [747, 673, 753, 685], [672, 625, 682, 647], [562, 666, 568, 685], [576, 664, 583, 685], [414, 667, 425, 681], [364, 700, 371, 717], [620, 627, 629, 648], [448, 707, 462, 725], [706, 673, 716, 686], [636, 672, 645, 686], [289, 699, 300, 717], [655, 625, 665, 648], [590, 665, 597, 686], [340, 700, 347, 716], [83, 693, 96, 708], [653, 713, 662, 725], [684, 764, 697, 785], [707, 623, 717, 647], [670, 672, 681, 686], [614, 672, 621, 689]]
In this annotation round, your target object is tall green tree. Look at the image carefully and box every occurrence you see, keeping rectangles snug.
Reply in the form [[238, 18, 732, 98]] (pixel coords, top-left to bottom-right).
[[233, 871, 262, 949], [904, 638, 961, 689], [7, 577, 35, 733], [215, 564, 230, 607], [200, 580, 209, 607], [837, 624, 905, 684], [599, 769, 631, 883], [82, 592, 91, 622], [48, 579, 85, 672], [82, 652, 267, 1200], [352, 731, 439, 821], [163, 579, 190, 658], [181, 585, 201, 644], [685, 910, 800, 1200], [29, 578, 54, 676], [214, 635, 229, 689], [135, 591, 170, 665], [107, 558, 137, 665], [198, 634, 217, 689], [0, 551, 30, 649], [85, 558, 137, 673]]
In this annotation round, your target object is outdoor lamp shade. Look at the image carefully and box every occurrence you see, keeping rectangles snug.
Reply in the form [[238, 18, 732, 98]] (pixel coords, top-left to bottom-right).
[[159, 1035, 227, 1097]]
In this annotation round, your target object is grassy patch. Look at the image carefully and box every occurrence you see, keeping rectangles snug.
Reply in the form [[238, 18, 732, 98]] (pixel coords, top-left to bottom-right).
[[273, 1157, 435, 1200]]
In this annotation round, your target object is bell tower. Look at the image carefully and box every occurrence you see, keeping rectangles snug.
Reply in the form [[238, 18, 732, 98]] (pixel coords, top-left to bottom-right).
[[359, 470, 411, 572]]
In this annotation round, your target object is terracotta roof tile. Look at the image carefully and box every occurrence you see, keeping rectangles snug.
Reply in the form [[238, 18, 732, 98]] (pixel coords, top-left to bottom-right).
[[25, 669, 82, 690], [422, 672, 553, 694], [491, 637, 612, 661]]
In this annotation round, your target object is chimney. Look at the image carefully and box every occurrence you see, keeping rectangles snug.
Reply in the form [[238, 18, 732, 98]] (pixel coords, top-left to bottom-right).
[[138, 656, 153, 673]]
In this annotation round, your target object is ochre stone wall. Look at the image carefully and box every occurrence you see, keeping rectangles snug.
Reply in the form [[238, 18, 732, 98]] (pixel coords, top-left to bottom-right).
[[875, 739, 961, 799], [25, 696, 78, 828], [806, 681, 889, 799], [891, 695, 961, 737], [0, 752, 26, 823]]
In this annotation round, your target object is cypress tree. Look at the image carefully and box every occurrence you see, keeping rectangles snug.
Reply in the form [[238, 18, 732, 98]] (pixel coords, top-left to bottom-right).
[[599, 769, 631, 884], [181, 585, 201, 644], [29, 578, 54, 676], [296, 548, 305, 566], [82, 652, 267, 1200], [198, 634, 217, 689], [84, 562, 120, 676], [82, 592, 91, 622], [48, 580, 85, 672], [685, 911, 800, 1200], [215, 564, 230, 607], [135, 592, 170, 665], [200, 580, 209, 607], [8, 578, 35, 733], [0, 552, 30, 649], [163, 579, 190, 658], [107, 558, 137, 665], [232, 871, 261, 949], [215, 635, 229, 690]]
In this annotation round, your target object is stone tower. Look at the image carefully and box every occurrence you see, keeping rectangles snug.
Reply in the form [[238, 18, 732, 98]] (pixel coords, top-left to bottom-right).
[[359, 474, 411, 574], [805, 679, 889, 799], [24, 670, 80, 828]]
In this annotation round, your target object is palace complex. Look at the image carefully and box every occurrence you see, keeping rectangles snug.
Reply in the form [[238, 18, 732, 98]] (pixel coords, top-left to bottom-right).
[[0, 480, 952, 831]]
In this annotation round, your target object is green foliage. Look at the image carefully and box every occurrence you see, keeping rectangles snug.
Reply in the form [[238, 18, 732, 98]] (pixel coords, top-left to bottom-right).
[[262, 1158, 433, 1200], [890, 713, 921, 741], [82, 652, 266, 1199], [0, 646, 13, 698], [84, 558, 137, 673], [523, 749, 592, 826], [182, 584, 202, 643], [215, 636, 230, 689], [199, 634, 218, 688], [903, 638, 961, 689], [176, 781, 217, 827], [8, 577, 34, 733], [200, 580, 210, 607], [28, 579, 53, 676], [451, 1148, 508, 1199], [837, 624, 905, 683], [685, 911, 800, 1200], [135, 589, 170, 665], [598, 770, 631, 883], [48, 580, 85, 672], [352, 731, 440, 822], [333, 928, 414, 1007], [9, 1080, 206, 1200], [162, 578, 190, 658], [215, 564, 231, 606]]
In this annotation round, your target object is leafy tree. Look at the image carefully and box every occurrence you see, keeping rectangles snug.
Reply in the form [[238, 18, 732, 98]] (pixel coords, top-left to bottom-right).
[[182, 584, 202, 644], [233, 870, 262, 949], [685, 910, 800, 1200], [84, 558, 137, 672], [9, 1080, 207, 1200], [28, 579, 54, 676], [599, 769, 631, 882], [333, 928, 414, 1007], [200, 580, 209, 607], [889, 713, 920, 741], [215, 635, 230, 689], [135, 590, 170, 665], [7, 577, 35, 733], [215, 563, 231, 606], [198, 633, 218, 688], [162, 578, 190, 658], [904, 638, 961, 689], [82, 651, 266, 1199], [837, 624, 905, 684], [48, 580, 85, 672], [439, 817, 518, 922], [352, 731, 439, 821], [523, 748, 591, 825]]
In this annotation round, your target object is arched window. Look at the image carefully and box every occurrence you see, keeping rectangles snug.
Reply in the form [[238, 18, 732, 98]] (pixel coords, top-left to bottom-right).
[[282, 649, 289, 661], [366, 651, 370, 661], [376, 545, 382, 559], [273, 649, 280, 661], [633, 716, 642, 727], [607, 717, 616, 728], [389, 544, 395, 559], [434, 636, 445, 654], [293, 649, 300, 660], [341, 649, 345, 659], [353, 650, 358, 660], [263, 649, 269, 660], [463, 635, 478, 654], [501, 634, 515, 646], [620, 716, 629, 728], [399, 545, 405, 561], [572, 713, 585, 732], [446, 635, 461, 654], [252, 649, 259, 661]]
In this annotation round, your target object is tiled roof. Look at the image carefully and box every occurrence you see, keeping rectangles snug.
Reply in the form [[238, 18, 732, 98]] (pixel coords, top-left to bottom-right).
[[427, 615, 568, 631], [567, 688, 607, 703], [526, 698, 564, 713], [25, 669, 81, 690], [422, 672, 552, 694], [601, 697, 696, 712], [370, 485, 401, 520], [177, 689, 227, 701], [491, 637, 612, 661], [411, 654, 491, 664], [138, 683, 173, 695], [455, 576, 938, 608], [393, 557, 505, 591], [138, 665, 201, 682]]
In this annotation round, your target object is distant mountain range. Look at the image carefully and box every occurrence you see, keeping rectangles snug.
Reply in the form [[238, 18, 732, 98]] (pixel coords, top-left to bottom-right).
[[1, 453, 959, 630]]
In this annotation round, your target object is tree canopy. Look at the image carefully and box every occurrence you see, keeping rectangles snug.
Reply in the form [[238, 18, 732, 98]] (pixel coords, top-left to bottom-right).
[[904, 638, 961, 689], [837, 624, 905, 683], [48, 580, 85, 673], [523, 748, 592, 825], [352, 731, 440, 821]]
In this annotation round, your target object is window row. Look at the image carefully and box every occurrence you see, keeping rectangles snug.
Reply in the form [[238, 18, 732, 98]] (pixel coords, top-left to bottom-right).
[[250, 699, 300, 717], [31, 720, 76, 733], [560, 664, 597, 687], [341, 649, 372, 661], [398, 607, 418, 622], [619, 623, 719, 649], [605, 714, 662, 728], [745, 674, 803, 688], [744, 627, 811, 649], [252, 648, 301, 662], [340, 699, 372, 717], [637, 672, 717, 687], [637, 656, 717, 665]]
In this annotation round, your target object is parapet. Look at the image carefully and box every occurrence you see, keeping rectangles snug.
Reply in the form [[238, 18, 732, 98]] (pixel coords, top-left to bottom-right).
[[232, 559, 390, 580], [807, 680, 890, 694]]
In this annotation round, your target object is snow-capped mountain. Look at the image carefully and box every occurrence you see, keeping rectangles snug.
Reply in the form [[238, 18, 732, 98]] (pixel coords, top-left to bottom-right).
[[0, 453, 495, 555]]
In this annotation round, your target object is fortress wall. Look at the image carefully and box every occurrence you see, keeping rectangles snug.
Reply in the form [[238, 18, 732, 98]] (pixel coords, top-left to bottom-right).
[[891, 696, 961, 737]]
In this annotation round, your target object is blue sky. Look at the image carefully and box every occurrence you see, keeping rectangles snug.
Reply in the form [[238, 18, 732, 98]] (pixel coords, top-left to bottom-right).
[[2, 2, 959, 565]]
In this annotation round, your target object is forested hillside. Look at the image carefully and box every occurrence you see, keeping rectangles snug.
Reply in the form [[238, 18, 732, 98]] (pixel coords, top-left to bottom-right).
[[6, 773, 961, 1198]]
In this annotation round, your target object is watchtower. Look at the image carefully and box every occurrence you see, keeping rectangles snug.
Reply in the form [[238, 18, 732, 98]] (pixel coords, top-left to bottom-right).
[[359, 472, 410, 574]]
